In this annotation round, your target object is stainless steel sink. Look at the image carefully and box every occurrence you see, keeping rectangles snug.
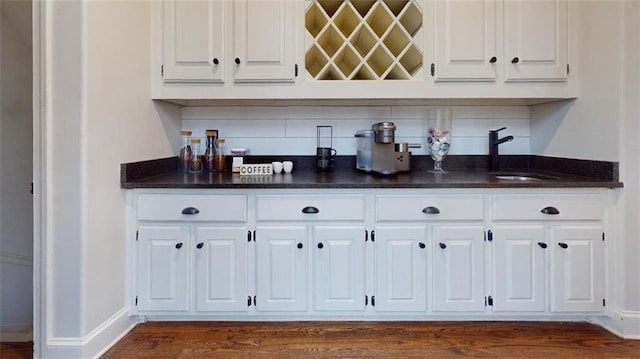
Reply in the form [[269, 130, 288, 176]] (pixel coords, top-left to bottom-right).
[[492, 173, 560, 182]]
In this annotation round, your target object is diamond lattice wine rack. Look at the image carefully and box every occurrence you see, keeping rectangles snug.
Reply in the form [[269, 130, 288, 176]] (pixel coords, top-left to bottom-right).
[[305, 0, 423, 80]]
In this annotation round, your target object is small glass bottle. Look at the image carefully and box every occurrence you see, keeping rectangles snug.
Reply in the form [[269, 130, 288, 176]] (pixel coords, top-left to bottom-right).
[[189, 138, 203, 172], [214, 138, 226, 172], [203, 130, 218, 172], [179, 130, 192, 173]]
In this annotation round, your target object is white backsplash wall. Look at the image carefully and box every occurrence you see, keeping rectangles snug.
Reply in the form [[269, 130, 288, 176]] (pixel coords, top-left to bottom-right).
[[182, 106, 530, 156]]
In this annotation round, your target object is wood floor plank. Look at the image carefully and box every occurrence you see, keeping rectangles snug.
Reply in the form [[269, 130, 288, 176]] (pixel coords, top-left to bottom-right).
[[0, 341, 33, 359], [100, 321, 640, 359]]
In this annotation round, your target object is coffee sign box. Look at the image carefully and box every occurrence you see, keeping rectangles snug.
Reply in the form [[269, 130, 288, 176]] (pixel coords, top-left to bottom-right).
[[239, 163, 273, 176]]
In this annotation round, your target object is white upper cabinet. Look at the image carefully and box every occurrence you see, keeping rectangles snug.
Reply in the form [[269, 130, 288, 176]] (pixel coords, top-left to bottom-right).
[[153, 0, 573, 100], [159, 0, 296, 86], [162, 0, 225, 82], [233, 0, 296, 82], [434, 0, 568, 83], [434, 0, 497, 81], [504, 0, 568, 81]]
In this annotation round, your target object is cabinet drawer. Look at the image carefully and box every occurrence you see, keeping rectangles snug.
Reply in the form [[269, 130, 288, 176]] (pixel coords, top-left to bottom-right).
[[137, 194, 247, 222], [376, 195, 484, 221], [256, 195, 365, 221], [493, 194, 602, 221]]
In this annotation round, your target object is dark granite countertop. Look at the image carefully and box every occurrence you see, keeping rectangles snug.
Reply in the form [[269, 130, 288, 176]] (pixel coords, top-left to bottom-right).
[[121, 156, 623, 189]]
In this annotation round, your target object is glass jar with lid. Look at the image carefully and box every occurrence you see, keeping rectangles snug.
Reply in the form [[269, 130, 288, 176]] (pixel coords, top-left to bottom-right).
[[189, 138, 202, 172], [179, 130, 192, 172], [214, 138, 226, 172]]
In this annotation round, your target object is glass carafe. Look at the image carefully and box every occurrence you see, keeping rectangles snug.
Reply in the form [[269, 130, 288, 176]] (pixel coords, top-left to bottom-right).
[[203, 130, 218, 172], [179, 130, 192, 173]]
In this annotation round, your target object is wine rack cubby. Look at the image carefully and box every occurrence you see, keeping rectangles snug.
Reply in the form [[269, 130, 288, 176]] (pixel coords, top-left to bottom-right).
[[305, 0, 423, 80]]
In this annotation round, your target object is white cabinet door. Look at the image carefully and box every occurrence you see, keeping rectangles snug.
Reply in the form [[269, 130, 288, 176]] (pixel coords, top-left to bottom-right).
[[162, 0, 225, 82], [504, 0, 568, 81], [492, 225, 546, 312], [255, 226, 307, 311], [195, 227, 248, 312], [550, 226, 604, 312], [433, 226, 485, 312], [434, 0, 497, 81], [313, 226, 366, 312], [374, 226, 427, 312], [233, 0, 295, 82], [137, 226, 190, 312]]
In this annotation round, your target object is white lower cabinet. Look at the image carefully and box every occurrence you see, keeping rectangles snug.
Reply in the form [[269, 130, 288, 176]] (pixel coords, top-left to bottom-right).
[[491, 194, 605, 314], [255, 225, 365, 312], [254, 224, 366, 312], [314, 226, 366, 312], [136, 225, 249, 313], [254, 226, 308, 311], [137, 226, 190, 312], [195, 227, 248, 312], [134, 193, 248, 314], [492, 225, 547, 312], [254, 194, 367, 312], [374, 194, 486, 313], [132, 189, 608, 319], [550, 226, 604, 313], [374, 226, 428, 312], [432, 225, 485, 312]]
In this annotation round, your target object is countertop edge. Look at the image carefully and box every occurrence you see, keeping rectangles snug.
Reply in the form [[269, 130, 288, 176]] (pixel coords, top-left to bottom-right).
[[121, 181, 623, 190], [120, 155, 622, 190]]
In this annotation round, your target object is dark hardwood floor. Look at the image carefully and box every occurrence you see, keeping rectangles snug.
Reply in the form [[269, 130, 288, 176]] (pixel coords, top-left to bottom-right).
[[99, 321, 640, 359], [0, 341, 33, 359], [2, 322, 638, 358]]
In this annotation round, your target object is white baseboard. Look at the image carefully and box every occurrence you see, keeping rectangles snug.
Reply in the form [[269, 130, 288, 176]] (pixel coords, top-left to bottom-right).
[[592, 310, 640, 339], [46, 307, 138, 359]]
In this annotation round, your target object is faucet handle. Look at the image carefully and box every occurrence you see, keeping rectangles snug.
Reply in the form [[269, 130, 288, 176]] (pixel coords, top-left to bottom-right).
[[490, 127, 507, 133]]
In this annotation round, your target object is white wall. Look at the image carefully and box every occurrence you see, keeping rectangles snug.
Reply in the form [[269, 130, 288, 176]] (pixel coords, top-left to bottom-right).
[[42, 0, 181, 357], [46, 0, 85, 342], [37, 1, 640, 357], [182, 106, 531, 156], [530, 1, 622, 162], [529, 0, 639, 337], [619, 0, 640, 322], [0, 0, 33, 340], [84, 0, 181, 336]]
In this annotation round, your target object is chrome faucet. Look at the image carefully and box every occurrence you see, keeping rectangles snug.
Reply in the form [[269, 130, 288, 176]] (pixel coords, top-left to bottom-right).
[[488, 127, 514, 172]]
